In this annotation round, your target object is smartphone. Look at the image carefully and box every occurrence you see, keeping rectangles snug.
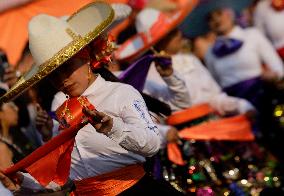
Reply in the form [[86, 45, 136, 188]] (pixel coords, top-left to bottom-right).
[[0, 51, 9, 81]]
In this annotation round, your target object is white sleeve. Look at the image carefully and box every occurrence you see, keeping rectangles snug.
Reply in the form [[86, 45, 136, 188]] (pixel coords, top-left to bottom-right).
[[156, 124, 171, 149], [21, 173, 44, 190], [144, 70, 191, 112], [161, 70, 191, 111], [256, 30, 284, 78], [209, 92, 255, 115], [21, 173, 61, 191], [0, 182, 12, 196], [107, 86, 160, 157]]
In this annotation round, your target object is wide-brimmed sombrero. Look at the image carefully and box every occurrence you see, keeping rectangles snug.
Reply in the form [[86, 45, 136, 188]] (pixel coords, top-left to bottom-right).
[[0, 1, 114, 103], [114, 0, 199, 62], [180, 0, 253, 38]]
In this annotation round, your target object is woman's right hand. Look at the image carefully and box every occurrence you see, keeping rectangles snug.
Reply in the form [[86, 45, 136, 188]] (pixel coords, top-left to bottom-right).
[[166, 127, 180, 143], [0, 172, 21, 191], [35, 104, 53, 142]]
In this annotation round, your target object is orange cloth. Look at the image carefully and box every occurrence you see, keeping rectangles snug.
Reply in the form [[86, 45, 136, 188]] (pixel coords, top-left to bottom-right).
[[167, 115, 254, 165], [73, 164, 145, 196], [166, 104, 214, 126], [167, 143, 185, 166], [178, 115, 254, 141], [4, 97, 95, 186], [0, 0, 93, 66]]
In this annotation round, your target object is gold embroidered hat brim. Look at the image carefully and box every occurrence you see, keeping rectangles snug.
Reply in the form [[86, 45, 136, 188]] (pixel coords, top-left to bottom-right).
[[0, 1, 114, 103]]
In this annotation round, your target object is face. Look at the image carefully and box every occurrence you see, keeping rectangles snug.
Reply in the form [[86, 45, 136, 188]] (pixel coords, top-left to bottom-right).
[[157, 30, 186, 55], [48, 57, 91, 97], [0, 102, 19, 127], [208, 9, 234, 35]]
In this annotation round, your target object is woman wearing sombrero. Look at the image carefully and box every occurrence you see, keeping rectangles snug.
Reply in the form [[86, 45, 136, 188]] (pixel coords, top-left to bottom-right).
[[0, 2, 182, 195]]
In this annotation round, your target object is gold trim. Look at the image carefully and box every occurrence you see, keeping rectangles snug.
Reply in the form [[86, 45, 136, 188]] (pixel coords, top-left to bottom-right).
[[0, 3, 114, 103], [66, 28, 80, 40]]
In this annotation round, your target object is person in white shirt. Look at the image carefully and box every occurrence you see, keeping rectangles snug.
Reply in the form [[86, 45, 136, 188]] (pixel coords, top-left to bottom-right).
[[0, 2, 182, 195], [254, 0, 284, 60], [145, 50, 254, 116], [205, 8, 284, 108], [205, 7, 284, 161]]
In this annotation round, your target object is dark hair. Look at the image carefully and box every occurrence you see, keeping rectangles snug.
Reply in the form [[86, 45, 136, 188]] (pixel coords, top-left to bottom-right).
[[93, 66, 171, 116], [154, 28, 180, 52], [0, 88, 6, 109]]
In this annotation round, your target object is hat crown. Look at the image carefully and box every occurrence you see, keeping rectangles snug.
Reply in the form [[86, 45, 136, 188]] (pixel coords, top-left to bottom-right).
[[29, 14, 78, 66], [135, 8, 161, 33]]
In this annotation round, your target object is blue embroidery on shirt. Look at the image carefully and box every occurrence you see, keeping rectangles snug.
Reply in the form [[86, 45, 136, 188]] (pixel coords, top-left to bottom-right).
[[133, 100, 158, 132]]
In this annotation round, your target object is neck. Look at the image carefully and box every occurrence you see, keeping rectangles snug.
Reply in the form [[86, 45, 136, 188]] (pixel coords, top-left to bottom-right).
[[88, 72, 97, 87], [1, 121, 10, 139], [222, 25, 235, 36]]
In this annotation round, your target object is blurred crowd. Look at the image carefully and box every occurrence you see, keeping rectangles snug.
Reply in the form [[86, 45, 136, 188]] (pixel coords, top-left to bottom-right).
[[0, 0, 284, 195]]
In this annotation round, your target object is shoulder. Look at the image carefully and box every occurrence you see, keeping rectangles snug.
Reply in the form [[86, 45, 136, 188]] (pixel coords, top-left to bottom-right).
[[243, 27, 265, 39], [244, 27, 262, 34], [204, 46, 216, 64], [0, 142, 11, 156], [255, 0, 270, 11], [106, 81, 142, 99], [52, 91, 67, 111]]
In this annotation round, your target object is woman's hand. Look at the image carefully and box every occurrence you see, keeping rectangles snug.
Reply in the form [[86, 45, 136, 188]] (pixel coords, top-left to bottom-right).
[[166, 127, 180, 143], [83, 108, 113, 135], [35, 104, 53, 142], [0, 172, 22, 191], [153, 53, 173, 77], [3, 67, 21, 88], [261, 70, 279, 82]]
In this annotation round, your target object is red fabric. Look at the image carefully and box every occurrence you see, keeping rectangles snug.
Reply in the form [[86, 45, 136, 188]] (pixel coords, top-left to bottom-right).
[[73, 164, 145, 196], [166, 104, 214, 126], [277, 47, 284, 58], [4, 97, 95, 186], [167, 115, 254, 165], [271, 0, 284, 11], [90, 35, 115, 69], [128, 0, 147, 10], [178, 115, 254, 141]]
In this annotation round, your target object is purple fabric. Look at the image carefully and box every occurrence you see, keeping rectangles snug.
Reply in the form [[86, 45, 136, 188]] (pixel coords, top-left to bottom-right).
[[212, 38, 243, 58], [223, 77, 264, 109], [118, 55, 172, 91], [153, 155, 162, 180], [154, 56, 172, 68]]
